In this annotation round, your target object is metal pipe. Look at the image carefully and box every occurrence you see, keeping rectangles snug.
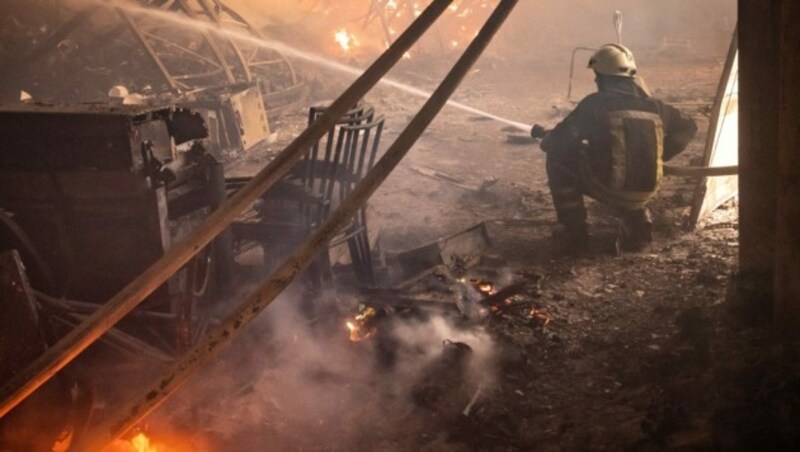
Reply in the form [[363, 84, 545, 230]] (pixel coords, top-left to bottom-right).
[[567, 46, 598, 101], [663, 164, 738, 178], [75, 1, 518, 448], [0, 0, 454, 420], [118, 8, 179, 90], [175, 0, 237, 84], [196, 0, 253, 81]]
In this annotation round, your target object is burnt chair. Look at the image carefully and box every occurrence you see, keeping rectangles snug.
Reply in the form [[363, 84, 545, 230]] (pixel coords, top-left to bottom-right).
[[308, 105, 384, 287], [229, 103, 384, 288]]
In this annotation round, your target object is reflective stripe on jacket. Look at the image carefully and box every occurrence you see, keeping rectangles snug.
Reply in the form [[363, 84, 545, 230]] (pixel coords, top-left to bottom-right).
[[541, 77, 697, 209]]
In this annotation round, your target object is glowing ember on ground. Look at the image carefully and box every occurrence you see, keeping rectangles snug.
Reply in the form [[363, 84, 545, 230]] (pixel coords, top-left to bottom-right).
[[345, 305, 378, 342], [470, 279, 495, 296], [529, 309, 551, 326]]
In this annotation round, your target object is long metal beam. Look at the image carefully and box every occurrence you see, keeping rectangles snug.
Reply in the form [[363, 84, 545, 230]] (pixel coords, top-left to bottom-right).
[[75, 1, 519, 448], [196, 0, 253, 81], [0, 0, 454, 420], [118, 8, 180, 90], [176, 0, 237, 83], [664, 164, 738, 177]]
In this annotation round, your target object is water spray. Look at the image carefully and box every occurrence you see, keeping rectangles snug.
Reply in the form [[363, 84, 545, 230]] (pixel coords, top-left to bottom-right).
[[94, 0, 531, 131]]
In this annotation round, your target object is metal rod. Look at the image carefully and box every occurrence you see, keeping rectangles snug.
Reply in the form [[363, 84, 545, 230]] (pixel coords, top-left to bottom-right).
[[118, 8, 179, 90], [76, 1, 517, 448], [567, 46, 598, 101], [663, 164, 738, 178], [0, 0, 454, 420], [196, 0, 253, 81], [217, 0, 298, 84], [143, 31, 223, 68], [176, 0, 237, 83]]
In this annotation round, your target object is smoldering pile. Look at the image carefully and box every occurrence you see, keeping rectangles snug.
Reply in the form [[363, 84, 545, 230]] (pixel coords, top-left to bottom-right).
[[146, 223, 550, 450]]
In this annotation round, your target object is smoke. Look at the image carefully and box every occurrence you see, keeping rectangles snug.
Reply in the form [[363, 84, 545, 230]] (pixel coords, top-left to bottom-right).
[[158, 285, 497, 449], [219, 1, 737, 62]]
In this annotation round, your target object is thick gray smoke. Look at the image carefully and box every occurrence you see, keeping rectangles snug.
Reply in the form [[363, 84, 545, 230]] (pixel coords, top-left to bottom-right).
[[156, 287, 496, 449]]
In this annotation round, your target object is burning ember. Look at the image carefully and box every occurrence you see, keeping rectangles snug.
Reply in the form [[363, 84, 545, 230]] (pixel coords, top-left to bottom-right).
[[345, 305, 378, 342], [528, 308, 551, 327], [323, 0, 500, 60], [334, 28, 360, 54], [106, 432, 162, 452], [103, 429, 203, 452], [131, 433, 159, 452], [470, 279, 495, 296]]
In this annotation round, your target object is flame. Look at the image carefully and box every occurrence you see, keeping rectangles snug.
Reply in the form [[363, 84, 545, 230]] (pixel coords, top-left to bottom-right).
[[105, 432, 161, 452], [334, 0, 498, 56], [131, 433, 159, 452], [103, 428, 205, 452], [345, 305, 378, 342], [470, 279, 495, 296], [346, 319, 375, 342], [334, 28, 360, 54]]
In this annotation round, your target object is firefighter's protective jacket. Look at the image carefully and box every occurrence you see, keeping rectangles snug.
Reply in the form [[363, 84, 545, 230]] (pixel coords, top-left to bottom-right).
[[541, 76, 697, 209]]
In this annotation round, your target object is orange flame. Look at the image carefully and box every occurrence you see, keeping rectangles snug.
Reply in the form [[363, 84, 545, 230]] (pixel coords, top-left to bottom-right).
[[104, 432, 160, 452], [470, 279, 495, 296], [131, 433, 159, 452], [103, 428, 207, 452]]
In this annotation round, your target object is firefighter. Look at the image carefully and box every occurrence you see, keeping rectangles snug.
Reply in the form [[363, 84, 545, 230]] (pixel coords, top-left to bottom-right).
[[532, 43, 697, 252]]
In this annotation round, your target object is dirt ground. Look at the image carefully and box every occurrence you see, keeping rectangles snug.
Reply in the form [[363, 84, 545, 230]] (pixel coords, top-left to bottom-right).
[[123, 47, 800, 451]]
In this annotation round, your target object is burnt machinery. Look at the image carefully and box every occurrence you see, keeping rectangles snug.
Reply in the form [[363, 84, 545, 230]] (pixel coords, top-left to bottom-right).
[[0, 102, 233, 352]]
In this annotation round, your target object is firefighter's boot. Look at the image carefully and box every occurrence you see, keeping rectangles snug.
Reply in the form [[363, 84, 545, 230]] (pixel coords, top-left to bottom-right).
[[621, 208, 653, 251], [552, 220, 589, 255]]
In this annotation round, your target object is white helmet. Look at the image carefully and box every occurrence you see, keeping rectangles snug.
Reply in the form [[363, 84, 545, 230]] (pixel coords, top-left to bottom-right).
[[588, 44, 637, 77]]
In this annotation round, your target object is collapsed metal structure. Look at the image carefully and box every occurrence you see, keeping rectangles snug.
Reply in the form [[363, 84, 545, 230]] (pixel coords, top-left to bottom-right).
[[0, 0, 520, 449], [4, 0, 306, 117]]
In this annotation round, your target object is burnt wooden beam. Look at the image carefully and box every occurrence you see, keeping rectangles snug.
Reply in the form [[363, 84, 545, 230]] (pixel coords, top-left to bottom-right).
[[737, 0, 781, 309], [0, 0, 456, 420], [74, 1, 518, 448], [774, 0, 800, 336]]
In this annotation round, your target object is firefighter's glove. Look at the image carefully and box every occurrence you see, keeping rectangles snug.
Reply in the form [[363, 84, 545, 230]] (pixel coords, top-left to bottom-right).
[[530, 124, 548, 139]]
